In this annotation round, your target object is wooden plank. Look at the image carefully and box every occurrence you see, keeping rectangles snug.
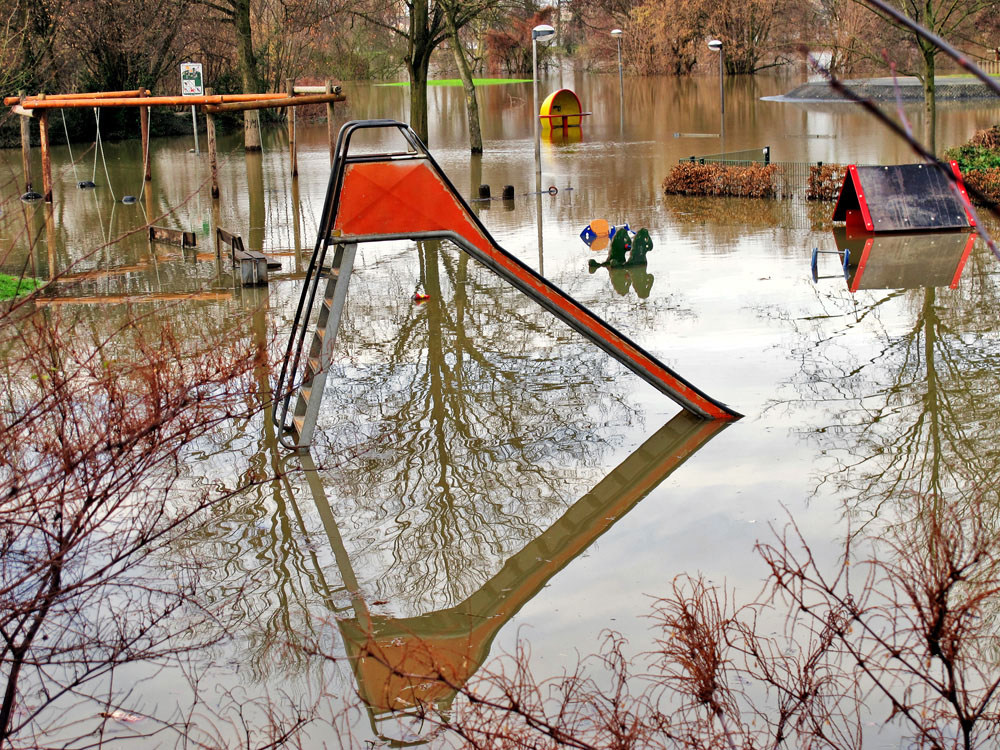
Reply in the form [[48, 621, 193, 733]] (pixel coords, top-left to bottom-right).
[[35, 291, 232, 306]]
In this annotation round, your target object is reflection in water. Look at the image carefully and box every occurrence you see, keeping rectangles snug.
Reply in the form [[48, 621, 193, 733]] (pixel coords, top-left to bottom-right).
[[790, 246, 1000, 525], [311, 238, 653, 614], [5, 73, 1000, 747], [589, 262, 655, 298], [831, 227, 975, 292], [246, 150, 266, 254], [663, 194, 810, 253], [300, 412, 726, 742]]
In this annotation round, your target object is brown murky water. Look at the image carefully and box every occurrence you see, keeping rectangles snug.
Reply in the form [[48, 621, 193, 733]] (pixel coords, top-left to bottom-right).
[[3, 71, 1000, 746]]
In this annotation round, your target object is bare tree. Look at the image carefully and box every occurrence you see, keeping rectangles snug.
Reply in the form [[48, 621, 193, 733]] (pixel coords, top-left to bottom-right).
[[849, 0, 993, 152]]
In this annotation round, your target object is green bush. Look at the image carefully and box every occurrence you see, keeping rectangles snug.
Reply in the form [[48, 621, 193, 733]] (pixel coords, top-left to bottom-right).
[[945, 126, 1000, 173]]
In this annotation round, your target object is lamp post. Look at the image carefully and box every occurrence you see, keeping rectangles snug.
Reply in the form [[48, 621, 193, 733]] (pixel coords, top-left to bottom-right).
[[532, 23, 556, 179], [611, 29, 624, 138], [707, 39, 724, 138]]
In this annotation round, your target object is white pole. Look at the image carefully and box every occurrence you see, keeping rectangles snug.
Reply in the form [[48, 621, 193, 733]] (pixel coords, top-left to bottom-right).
[[617, 37, 624, 136], [191, 104, 200, 154], [533, 37, 541, 178]]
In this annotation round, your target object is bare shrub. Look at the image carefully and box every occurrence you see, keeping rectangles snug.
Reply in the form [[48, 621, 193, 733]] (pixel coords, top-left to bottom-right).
[[662, 163, 781, 198], [969, 126, 1000, 151], [410, 497, 1000, 749], [961, 168, 1000, 207], [807, 163, 848, 201]]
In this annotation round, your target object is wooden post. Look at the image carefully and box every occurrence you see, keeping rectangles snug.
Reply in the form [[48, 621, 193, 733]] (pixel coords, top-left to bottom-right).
[[286, 78, 297, 177], [291, 174, 303, 271], [205, 88, 219, 199], [19, 90, 33, 194], [244, 110, 261, 151], [38, 94, 52, 203], [139, 88, 151, 181], [44, 206, 56, 279], [326, 80, 336, 166]]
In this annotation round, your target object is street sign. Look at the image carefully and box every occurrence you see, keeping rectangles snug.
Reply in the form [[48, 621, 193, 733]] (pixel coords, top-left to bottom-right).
[[181, 63, 204, 96]]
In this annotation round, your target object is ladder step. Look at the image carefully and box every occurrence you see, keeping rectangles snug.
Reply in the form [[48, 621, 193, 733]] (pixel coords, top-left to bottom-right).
[[308, 357, 321, 374]]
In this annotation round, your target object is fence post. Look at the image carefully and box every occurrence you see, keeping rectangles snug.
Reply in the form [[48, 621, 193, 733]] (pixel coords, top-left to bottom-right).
[[763, 146, 770, 165]]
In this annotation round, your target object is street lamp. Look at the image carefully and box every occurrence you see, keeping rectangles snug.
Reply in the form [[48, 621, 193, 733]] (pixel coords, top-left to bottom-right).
[[611, 29, 624, 137], [532, 23, 556, 178], [707, 39, 724, 138]]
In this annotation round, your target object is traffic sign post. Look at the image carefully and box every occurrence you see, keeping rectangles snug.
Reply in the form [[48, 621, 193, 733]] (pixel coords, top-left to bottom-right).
[[181, 62, 203, 154]]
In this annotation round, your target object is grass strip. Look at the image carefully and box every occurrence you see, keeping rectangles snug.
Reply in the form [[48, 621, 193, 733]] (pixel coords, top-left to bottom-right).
[[0, 273, 42, 300], [378, 78, 532, 87]]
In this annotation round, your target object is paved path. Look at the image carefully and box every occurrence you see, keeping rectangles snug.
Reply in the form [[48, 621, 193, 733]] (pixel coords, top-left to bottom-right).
[[769, 76, 1000, 102]]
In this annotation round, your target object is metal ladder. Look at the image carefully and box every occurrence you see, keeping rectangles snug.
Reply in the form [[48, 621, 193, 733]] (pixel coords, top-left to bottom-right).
[[272, 120, 427, 449], [273, 242, 356, 448]]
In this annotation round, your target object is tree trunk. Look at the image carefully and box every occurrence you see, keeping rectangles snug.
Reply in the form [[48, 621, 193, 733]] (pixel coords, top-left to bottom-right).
[[445, 7, 482, 154], [408, 57, 431, 145], [407, 0, 432, 143], [233, 0, 262, 93]]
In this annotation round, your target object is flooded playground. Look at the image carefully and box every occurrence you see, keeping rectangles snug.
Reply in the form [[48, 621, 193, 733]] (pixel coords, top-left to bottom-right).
[[3, 71, 1000, 746]]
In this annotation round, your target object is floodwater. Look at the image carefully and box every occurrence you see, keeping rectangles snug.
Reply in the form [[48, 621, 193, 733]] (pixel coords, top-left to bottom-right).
[[3, 71, 1000, 747]]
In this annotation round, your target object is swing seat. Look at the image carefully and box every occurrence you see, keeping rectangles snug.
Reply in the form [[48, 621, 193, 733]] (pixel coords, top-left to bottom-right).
[[78, 180, 96, 189], [121, 195, 137, 204]]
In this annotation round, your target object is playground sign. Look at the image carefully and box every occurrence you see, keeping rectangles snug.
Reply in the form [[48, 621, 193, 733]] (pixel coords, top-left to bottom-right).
[[181, 63, 204, 96], [180, 63, 203, 154]]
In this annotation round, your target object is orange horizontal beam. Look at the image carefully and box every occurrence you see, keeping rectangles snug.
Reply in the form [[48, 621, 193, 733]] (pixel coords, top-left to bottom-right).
[[12, 93, 291, 109], [203, 92, 346, 112], [3, 89, 149, 105]]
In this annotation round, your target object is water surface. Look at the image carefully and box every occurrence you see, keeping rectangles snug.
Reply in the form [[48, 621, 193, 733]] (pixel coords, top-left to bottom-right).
[[2, 71, 999, 747]]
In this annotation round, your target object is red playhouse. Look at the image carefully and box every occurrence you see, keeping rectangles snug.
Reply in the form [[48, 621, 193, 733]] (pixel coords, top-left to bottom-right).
[[832, 162, 975, 233]]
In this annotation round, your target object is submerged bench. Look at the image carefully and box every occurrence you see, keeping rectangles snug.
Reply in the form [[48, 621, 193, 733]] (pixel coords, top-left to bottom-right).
[[217, 227, 267, 285]]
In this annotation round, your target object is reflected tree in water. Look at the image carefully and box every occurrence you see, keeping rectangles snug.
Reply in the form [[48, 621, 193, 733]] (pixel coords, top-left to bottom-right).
[[783, 243, 1000, 526], [312, 240, 643, 616]]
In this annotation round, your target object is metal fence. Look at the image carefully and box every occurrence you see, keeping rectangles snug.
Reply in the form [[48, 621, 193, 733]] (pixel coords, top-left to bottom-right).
[[684, 147, 772, 165], [676, 149, 879, 198]]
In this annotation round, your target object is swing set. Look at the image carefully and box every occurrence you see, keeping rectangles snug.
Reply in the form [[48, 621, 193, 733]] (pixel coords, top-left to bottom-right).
[[7, 84, 346, 204]]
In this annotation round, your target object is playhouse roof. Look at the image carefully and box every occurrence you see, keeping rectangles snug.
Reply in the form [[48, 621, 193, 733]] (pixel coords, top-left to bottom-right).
[[831, 163, 974, 233]]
